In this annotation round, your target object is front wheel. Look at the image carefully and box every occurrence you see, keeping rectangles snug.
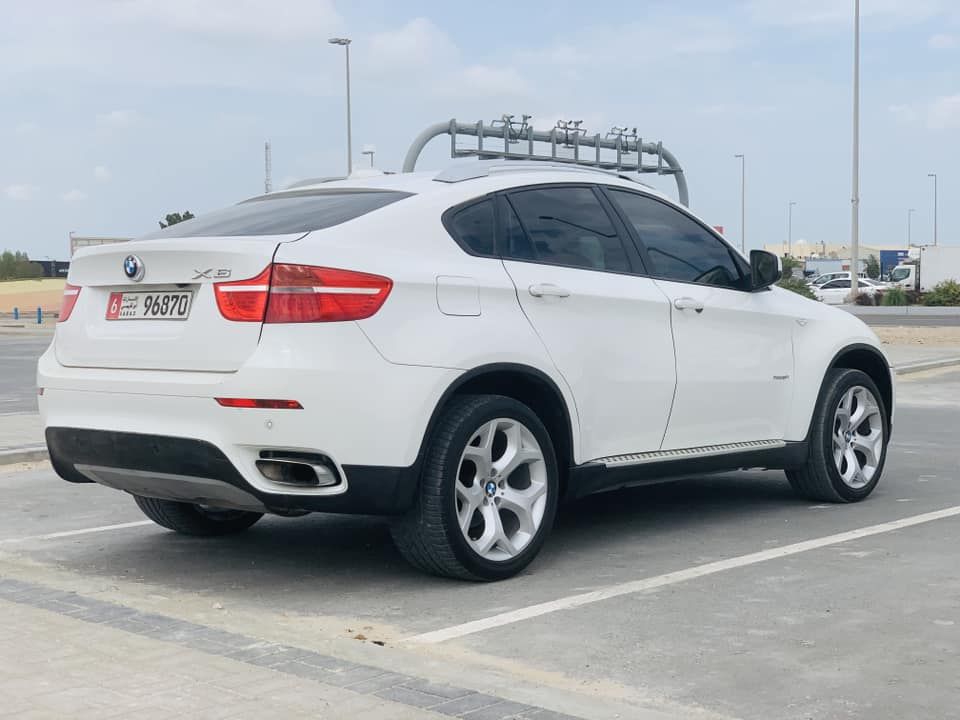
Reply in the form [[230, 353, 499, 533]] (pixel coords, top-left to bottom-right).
[[134, 496, 263, 536], [786, 368, 888, 503], [390, 394, 559, 581]]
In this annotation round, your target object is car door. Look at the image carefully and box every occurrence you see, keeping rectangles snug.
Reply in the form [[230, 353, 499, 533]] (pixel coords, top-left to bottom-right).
[[604, 187, 794, 450], [497, 186, 677, 461], [819, 279, 850, 304]]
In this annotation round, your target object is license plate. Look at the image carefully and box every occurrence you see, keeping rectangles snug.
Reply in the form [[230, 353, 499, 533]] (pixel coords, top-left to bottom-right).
[[106, 291, 194, 321]]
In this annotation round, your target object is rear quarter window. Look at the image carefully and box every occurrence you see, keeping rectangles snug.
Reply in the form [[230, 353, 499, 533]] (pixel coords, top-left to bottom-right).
[[142, 190, 413, 239]]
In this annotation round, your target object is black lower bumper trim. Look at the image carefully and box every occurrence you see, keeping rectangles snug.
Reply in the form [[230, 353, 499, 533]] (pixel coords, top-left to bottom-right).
[[45, 428, 417, 516]]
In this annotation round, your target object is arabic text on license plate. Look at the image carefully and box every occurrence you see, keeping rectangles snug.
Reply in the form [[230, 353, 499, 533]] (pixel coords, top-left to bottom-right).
[[106, 291, 193, 320]]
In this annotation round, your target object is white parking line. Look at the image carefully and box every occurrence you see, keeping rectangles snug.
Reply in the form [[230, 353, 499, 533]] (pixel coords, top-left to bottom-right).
[[408, 505, 960, 645], [0, 521, 153, 545]]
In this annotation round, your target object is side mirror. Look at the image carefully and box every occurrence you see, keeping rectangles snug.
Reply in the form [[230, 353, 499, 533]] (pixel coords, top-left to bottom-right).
[[750, 250, 782, 290]]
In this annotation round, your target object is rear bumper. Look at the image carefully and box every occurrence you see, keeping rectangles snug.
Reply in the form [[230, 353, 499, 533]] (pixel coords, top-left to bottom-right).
[[38, 322, 461, 515], [46, 428, 417, 515]]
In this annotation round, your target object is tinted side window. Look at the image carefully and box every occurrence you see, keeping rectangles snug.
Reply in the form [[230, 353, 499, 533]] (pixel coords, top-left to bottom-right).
[[143, 191, 412, 239], [823, 280, 851, 289], [447, 200, 496, 256], [608, 189, 744, 289], [506, 187, 630, 272]]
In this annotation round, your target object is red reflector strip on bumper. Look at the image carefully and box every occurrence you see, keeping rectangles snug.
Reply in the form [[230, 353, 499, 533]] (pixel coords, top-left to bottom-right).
[[215, 398, 303, 409]]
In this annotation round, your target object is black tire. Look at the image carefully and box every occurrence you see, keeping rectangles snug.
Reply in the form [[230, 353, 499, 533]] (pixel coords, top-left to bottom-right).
[[133, 496, 263, 536], [390, 394, 559, 581], [786, 368, 889, 503]]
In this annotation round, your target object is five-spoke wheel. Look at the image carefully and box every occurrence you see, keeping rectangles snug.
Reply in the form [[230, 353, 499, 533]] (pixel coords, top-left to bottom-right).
[[391, 395, 559, 581]]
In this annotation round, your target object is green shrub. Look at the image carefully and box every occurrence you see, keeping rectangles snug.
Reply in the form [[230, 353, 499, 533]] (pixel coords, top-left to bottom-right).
[[777, 276, 817, 300], [924, 280, 960, 306], [854, 291, 876, 306], [881, 286, 908, 306]]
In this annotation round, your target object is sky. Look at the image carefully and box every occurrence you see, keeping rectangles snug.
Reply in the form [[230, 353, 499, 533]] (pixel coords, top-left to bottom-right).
[[1, 0, 958, 260]]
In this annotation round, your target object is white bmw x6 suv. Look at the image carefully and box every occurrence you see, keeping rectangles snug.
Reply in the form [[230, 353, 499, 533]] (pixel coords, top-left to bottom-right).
[[39, 161, 893, 580]]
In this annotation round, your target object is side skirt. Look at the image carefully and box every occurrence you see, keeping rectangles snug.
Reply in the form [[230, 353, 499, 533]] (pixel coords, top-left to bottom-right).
[[567, 440, 809, 500]]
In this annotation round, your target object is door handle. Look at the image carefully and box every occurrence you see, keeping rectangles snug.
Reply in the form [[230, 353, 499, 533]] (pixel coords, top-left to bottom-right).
[[673, 296, 704, 313], [528, 283, 571, 298]]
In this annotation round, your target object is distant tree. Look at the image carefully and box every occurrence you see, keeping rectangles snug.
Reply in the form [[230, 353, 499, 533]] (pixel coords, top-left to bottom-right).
[[0, 250, 44, 280], [781, 256, 803, 280], [865, 254, 880, 279], [159, 211, 195, 229]]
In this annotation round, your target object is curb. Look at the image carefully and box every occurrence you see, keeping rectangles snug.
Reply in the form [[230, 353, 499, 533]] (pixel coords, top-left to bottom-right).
[[0, 446, 48, 466], [894, 357, 960, 376]]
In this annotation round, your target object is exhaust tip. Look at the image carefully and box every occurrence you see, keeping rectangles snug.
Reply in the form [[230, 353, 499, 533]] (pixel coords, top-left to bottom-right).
[[255, 452, 340, 488]]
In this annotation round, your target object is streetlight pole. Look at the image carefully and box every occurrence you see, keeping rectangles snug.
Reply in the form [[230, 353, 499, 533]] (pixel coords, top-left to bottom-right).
[[928, 173, 938, 246], [734, 154, 745, 254], [788, 201, 796, 257], [850, 0, 861, 300], [328, 37, 353, 176], [907, 208, 915, 246]]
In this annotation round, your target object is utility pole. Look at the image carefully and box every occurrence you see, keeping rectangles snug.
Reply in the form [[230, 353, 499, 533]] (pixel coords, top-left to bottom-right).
[[928, 173, 938, 246], [907, 208, 915, 245], [850, 0, 861, 300], [329, 38, 353, 176], [741, 157, 746, 255], [788, 201, 797, 257], [264, 141, 272, 194]]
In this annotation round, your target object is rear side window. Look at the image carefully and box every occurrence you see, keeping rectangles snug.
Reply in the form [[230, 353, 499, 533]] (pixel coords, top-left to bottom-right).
[[142, 190, 412, 239], [823, 279, 851, 289], [447, 200, 496, 256], [506, 187, 630, 272]]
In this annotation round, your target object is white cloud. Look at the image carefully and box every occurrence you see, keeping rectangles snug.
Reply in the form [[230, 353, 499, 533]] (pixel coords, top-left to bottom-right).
[[888, 103, 920, 124], [4, 184, 38, 201], [746, 0, 946, 26], [928, 94, 960, 130], [93, 165, 111, 182], [61, 189, 87, 203], [96, 110, 139, 129], [107, 0, 342, 40], [366, 18, 459, 73], [453, 65, 528, 96], [929, 33, 958, 49]]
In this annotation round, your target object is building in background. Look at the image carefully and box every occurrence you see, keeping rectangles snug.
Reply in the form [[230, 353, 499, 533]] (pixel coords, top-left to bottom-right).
[[34, 259, 70, 278], [69, 233, 132, 257]]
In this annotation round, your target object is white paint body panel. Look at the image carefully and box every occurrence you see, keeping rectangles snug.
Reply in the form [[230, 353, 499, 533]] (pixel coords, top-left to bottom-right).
[[657, 281, 794, 448], [502, 260, 676, 459]]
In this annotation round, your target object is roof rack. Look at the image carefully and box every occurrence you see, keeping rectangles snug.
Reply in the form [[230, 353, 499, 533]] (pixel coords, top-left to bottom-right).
[[402, 115, 689, 206]]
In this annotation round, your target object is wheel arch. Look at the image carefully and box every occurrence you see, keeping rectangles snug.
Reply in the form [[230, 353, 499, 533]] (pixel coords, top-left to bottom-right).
[[828, 343, 894, 429], [414, 363, 577, 498]]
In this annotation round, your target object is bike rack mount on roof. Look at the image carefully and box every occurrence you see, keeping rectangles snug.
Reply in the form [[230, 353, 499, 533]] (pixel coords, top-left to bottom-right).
[[402, 115, 689, 207]]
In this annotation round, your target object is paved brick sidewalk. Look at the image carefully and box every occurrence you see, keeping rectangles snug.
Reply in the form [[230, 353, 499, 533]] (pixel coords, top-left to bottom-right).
[[0, 578, 579, 720]]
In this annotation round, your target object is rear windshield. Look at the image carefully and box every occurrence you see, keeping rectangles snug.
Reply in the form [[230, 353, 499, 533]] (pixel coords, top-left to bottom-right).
[[142, 190, 412, 239]]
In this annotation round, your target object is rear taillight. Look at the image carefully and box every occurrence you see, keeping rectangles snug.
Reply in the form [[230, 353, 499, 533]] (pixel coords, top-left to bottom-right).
[[59, 284, 81, 322], [214, 264, 392, 323], [266, 264, 392, 323], [214, 266, 272, 322]]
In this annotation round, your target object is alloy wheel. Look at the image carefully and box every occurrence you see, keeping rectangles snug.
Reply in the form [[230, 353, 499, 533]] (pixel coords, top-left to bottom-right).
[[832, 385, 884, 489], [455, 418, 548, 561]]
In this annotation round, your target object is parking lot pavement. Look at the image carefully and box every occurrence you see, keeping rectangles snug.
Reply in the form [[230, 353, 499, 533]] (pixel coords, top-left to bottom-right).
[[0, 334, 47, 415], [1, 368, 959, 719]]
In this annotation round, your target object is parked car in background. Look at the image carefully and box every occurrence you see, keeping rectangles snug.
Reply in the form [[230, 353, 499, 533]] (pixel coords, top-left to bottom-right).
[[815, 277, 885, 305], [808, 271, 868, 288]]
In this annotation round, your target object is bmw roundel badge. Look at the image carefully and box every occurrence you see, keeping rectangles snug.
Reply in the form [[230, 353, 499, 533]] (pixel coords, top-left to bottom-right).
[[123, 254, 145, 282]]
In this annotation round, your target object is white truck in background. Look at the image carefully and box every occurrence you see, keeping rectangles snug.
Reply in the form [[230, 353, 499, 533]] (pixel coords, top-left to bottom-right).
[[889, 246, 960, 292]]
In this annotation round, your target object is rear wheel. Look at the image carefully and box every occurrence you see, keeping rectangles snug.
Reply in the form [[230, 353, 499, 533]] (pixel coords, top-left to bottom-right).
[[133, 496, 263, 536], [391, 394, 559, 581], [786, 368, 888, 503]]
